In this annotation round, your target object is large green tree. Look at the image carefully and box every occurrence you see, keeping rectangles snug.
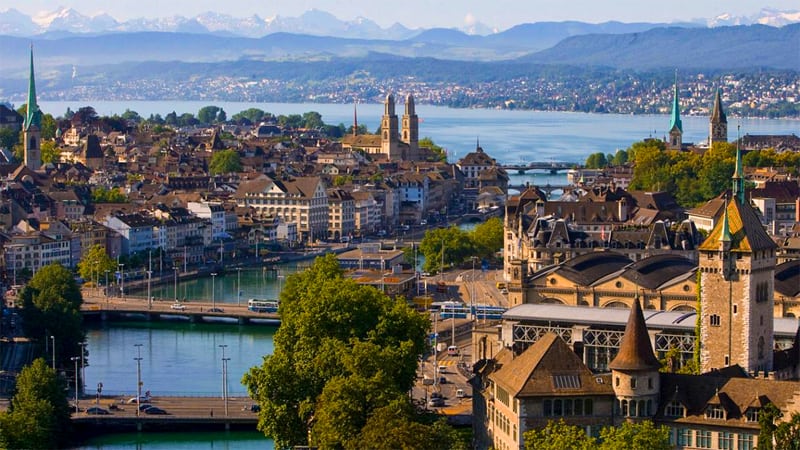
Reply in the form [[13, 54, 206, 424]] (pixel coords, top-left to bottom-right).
[[18, 264, 85, 372], [470, 217, 503, 258], [243, 254, 433, 449], [209, 149, 242, 175], [419, 226, 477, 274], [524, 419, 596, 450], [0, 358, 72, 449], [77, 244, 117, 286], [597, 420, 671, 450]]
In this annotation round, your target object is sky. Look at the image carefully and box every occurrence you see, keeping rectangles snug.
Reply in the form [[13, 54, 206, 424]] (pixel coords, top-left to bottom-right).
[[10, 1, 798, 30]]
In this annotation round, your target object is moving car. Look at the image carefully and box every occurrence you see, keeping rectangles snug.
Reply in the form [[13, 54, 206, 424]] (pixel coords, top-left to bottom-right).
[[86, 406, 110, 415], [170, 302, 186, 310], [127, 396, 151, 404], [207, 307, 224, 313], [144, 406, 168, 415]]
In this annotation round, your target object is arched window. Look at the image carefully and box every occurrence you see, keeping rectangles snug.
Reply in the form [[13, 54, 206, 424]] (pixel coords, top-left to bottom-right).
[[621, 400, 628, 417]]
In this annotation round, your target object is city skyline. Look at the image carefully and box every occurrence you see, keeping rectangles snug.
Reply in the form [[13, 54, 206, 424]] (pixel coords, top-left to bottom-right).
[[7, 1, 799, 31]]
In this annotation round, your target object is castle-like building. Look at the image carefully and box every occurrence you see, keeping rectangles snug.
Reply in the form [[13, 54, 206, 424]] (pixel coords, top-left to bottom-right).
[[475, 144, 799, 449]]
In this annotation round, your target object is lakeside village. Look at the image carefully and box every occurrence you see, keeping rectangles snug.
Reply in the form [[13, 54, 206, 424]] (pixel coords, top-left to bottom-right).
[[1, 49, 800, 449]]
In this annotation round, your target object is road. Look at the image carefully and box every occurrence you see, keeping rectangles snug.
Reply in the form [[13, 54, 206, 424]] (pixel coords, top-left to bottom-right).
[[74, 395, 257, 420]]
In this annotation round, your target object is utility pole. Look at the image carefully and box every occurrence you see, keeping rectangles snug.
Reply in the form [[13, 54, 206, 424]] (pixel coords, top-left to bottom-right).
[[237, 268, 242, 306], [71, 356, 79, 413]]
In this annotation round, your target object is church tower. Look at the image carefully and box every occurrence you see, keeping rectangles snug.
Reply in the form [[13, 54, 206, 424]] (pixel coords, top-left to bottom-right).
[[401, 93, 419, 159], [709, 87, 728, 145], [609, 297, 661, 421], [380, 93, 399, 160], [23, 47, 42, 171], [697, 144, 777, 374], [667, 71, 683, 150]]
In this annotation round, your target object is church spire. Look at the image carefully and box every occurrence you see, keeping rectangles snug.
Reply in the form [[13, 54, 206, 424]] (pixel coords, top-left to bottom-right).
[[719, 198, 732, 252], [352, 100, 358, 137], [669, 70, 682, 133], [732, 125, 744, 203], [25, 45, 41, 131]]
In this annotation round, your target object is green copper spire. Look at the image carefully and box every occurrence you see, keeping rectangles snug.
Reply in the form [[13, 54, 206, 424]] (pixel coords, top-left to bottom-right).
[[720, 199, 732, 251], [732, 124, 744, 203], [669, 70, 682, 132], [24, 46, 41, 131]]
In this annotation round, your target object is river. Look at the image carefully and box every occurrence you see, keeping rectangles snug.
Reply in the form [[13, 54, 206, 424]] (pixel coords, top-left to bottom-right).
[[63, 102, 795, 448]]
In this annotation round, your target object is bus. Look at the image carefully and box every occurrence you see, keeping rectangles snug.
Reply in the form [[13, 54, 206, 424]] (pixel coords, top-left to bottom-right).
[[247, 299, 280, 313]]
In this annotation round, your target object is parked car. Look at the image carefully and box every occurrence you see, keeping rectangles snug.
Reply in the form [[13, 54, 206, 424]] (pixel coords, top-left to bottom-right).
[[428, 397, 445, 407], [170, 303, 186, 310], [86, 406, 110, 415], [138, 403, 153, 412], [144, 406, 168, 415], [242, 404, 261, 412], [207, 307, 224, 313]]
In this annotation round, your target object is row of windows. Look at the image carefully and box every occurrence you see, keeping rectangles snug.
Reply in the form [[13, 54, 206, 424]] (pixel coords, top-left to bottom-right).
[[673, 429, 753, 450], [543, 398, 594, 417]]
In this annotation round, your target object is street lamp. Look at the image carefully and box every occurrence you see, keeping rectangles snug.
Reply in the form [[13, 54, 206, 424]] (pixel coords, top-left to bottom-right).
[[146, 270, 153, 310], [50, 335, 55, 370], [173, 266, 179, 302], [134, 344, 143, 417], [471, 256, 478, 320], [236, 268, 242, 307], [211, 272, 218, 310], [104, 269, 110, 305], [71, 356, 80, 414], [277, 274, 284, 300], [118, 263, 125, 298], [79, 342, 87, 394], [219, 344, 229, 417]]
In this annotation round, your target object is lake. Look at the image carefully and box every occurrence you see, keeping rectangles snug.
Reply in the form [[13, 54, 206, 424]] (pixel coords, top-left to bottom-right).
[[39, 101, 798, 166]]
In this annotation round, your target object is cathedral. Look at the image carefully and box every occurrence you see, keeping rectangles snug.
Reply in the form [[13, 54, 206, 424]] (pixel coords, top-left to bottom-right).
[[341, 93, 422, 161]]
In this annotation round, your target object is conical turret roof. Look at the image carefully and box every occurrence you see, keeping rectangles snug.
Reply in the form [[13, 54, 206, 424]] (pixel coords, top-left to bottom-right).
[[609, 298, 660, 371]]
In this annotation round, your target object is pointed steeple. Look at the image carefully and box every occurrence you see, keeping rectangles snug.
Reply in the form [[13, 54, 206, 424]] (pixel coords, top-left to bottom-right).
[[25, 46, 42, 131], [352, 100, 358, 137], [732, 125, 744, 203], [669, 70, 682, 133], [709, 87, 728, 145], [609, 298, 660, 371], [710, 88, 727, 124], [719, 198, 732, 252]]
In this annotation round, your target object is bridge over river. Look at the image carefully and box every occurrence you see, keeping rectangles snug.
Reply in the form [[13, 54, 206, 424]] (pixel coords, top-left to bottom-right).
[[499, 161, 579, 174]]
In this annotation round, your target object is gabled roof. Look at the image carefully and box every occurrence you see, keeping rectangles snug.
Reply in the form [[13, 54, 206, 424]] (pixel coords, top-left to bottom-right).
[[698, 197, 777, 252], [609, 298, 660, 371], [490, 333, 613, 398]]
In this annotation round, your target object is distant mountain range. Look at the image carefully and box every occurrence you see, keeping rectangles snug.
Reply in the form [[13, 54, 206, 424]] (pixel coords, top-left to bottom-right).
[[1, 6, 799, 38]]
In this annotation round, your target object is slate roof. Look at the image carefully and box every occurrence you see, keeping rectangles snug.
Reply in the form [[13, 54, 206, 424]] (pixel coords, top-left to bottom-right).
[[557, 251, 632, 285], [775, 260, 800, 297], [698, 197, 777, 252], [622, 254, 697, 290]]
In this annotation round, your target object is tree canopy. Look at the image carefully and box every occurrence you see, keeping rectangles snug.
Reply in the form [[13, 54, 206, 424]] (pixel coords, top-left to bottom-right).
[[209, 149, 243, 175], [242, 254, 455, 449], [417, 220, 502, 273], [18, 264, 85, 372], [525, 419, 670, 450], [77, 244, 117, 285], [0, 358, 73, 449]]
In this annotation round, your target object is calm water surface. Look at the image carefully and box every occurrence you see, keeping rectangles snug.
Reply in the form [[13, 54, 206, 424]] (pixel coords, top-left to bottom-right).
[[40, 101, 798, 165], [75, 430, 273, 450]]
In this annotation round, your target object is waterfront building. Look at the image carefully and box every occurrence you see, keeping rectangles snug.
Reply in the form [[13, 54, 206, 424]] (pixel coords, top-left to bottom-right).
[[327, 188, 355, 242], [342, 93, 422, 161], [234, 174, 328, 243]]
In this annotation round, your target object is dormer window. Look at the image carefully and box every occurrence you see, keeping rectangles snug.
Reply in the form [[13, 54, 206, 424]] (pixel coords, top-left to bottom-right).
[[705, 405, 725, 420], [665, 400, 685, 418], [745, 408, 759, 422]]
